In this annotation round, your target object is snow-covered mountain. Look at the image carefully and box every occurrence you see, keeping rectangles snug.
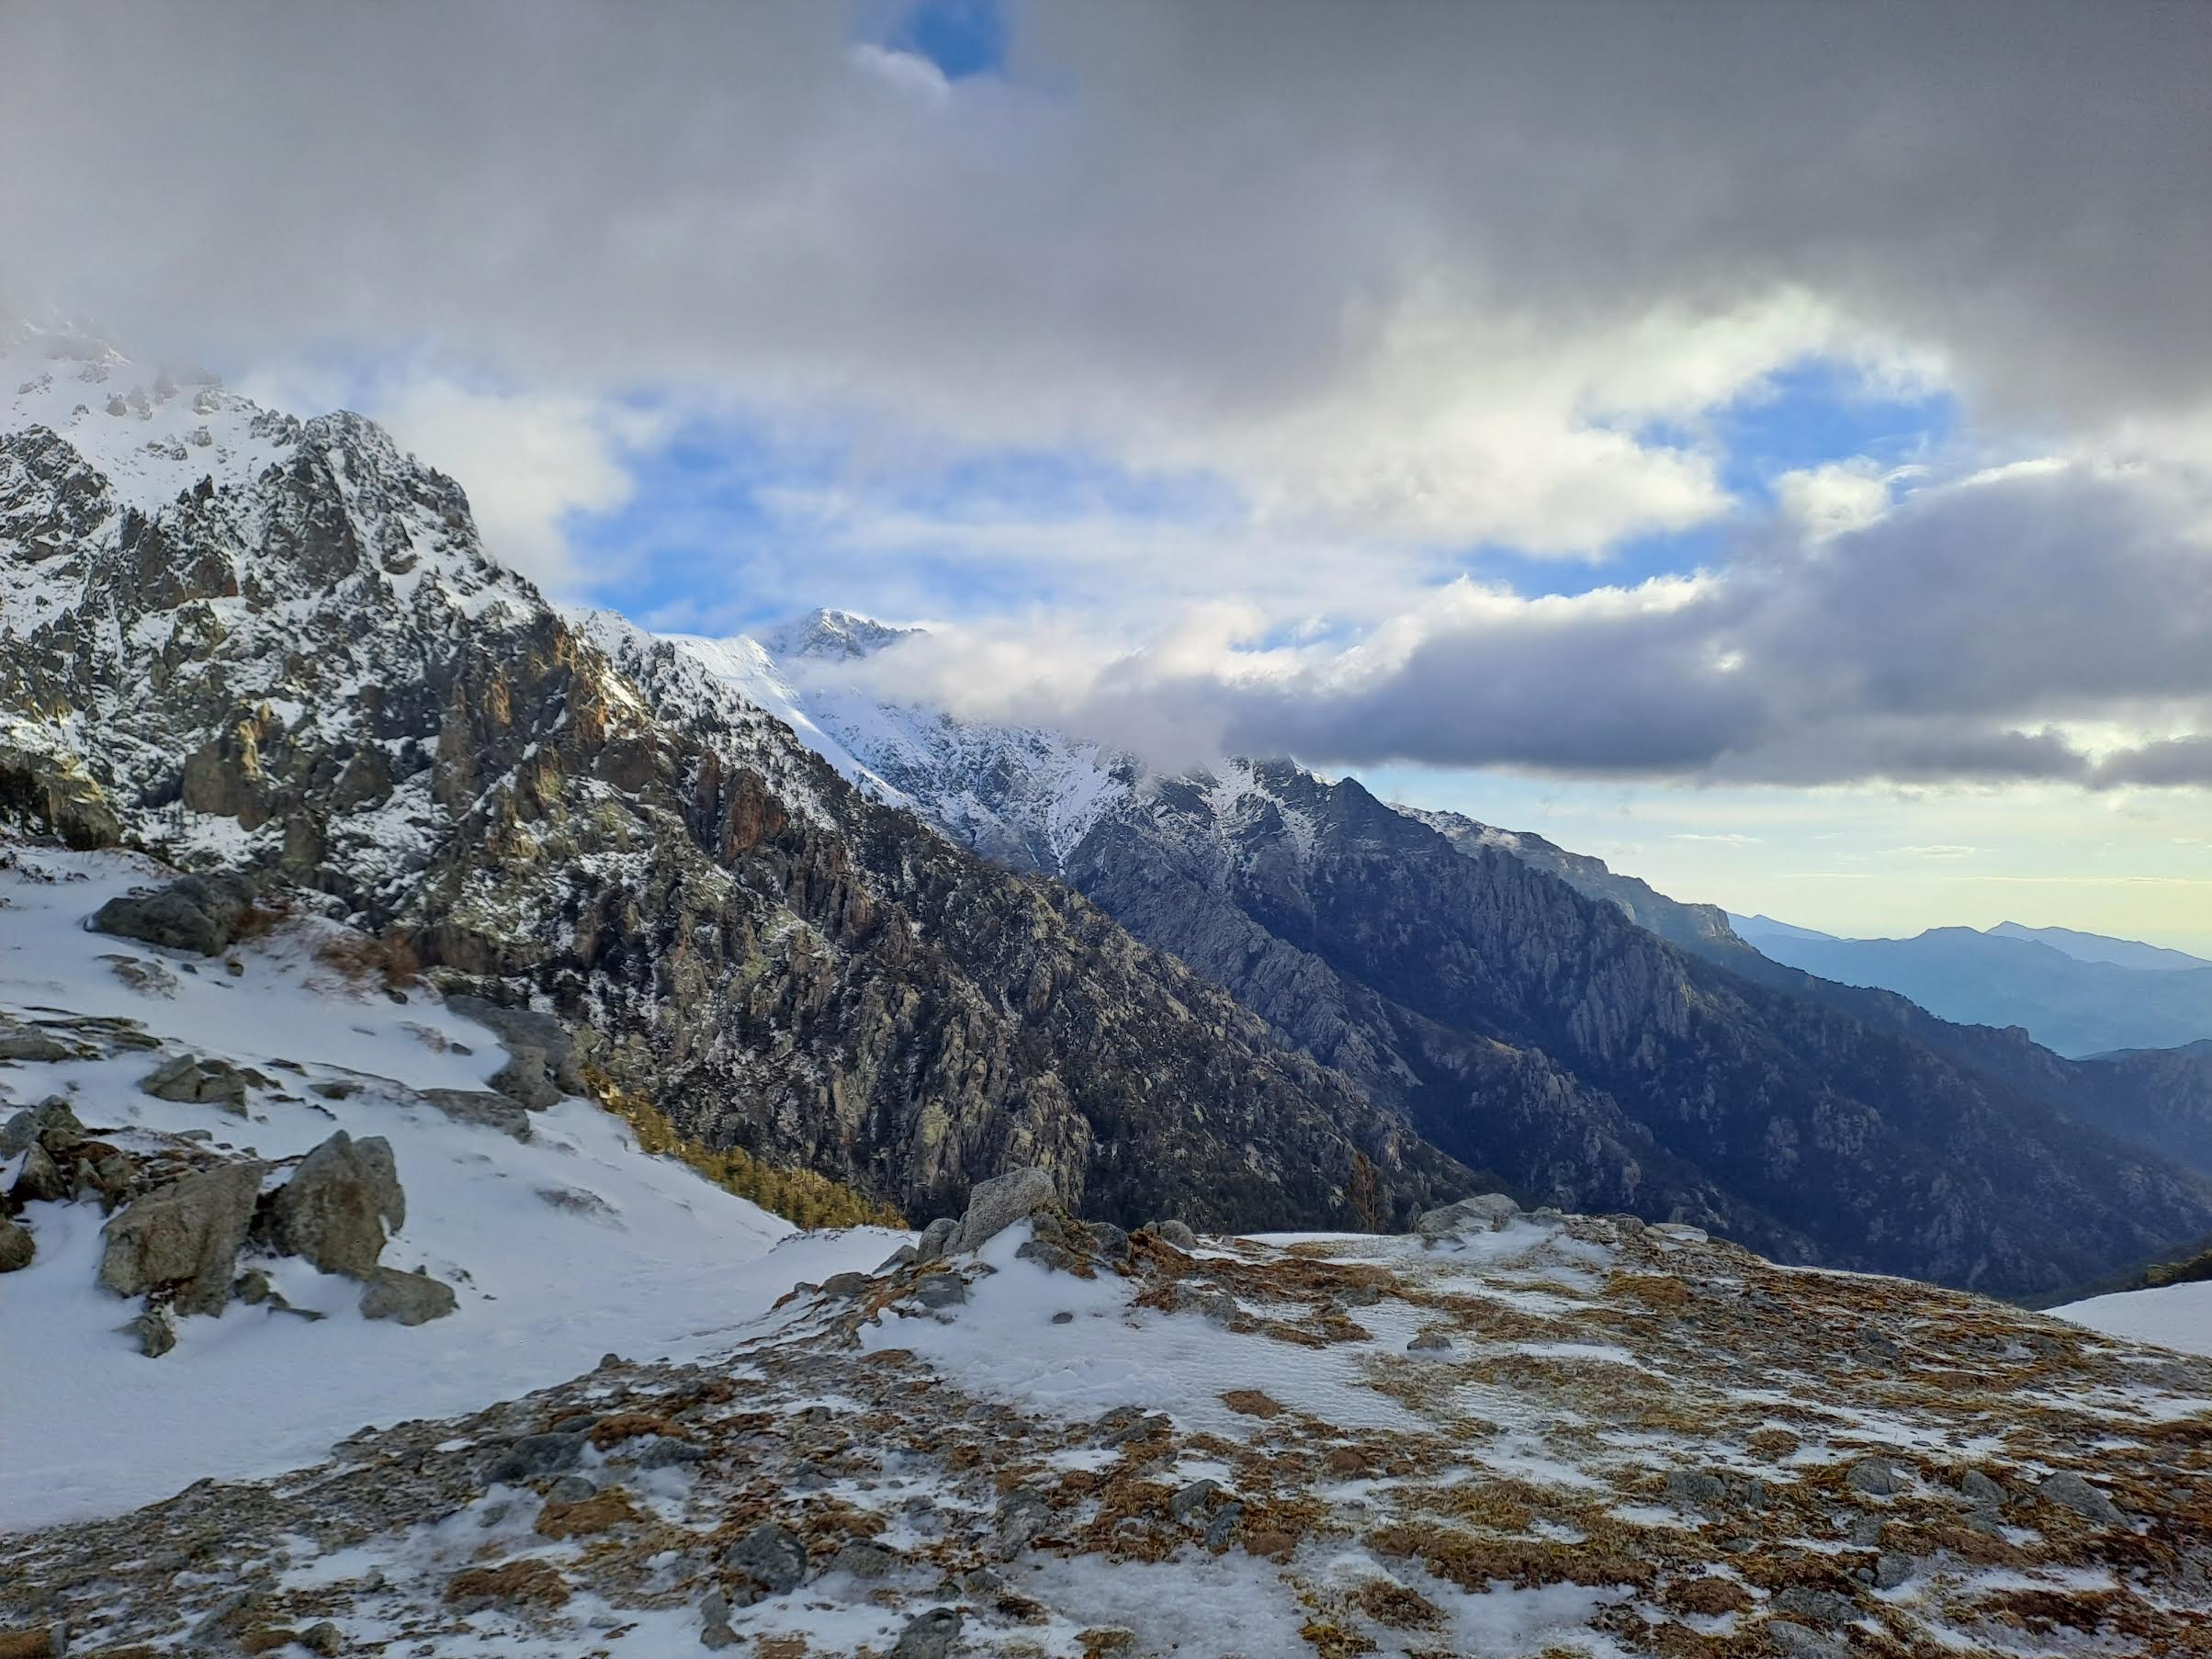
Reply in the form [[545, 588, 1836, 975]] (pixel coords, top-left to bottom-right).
[[6, 345, 2212, 1656], [649, 615, 2212, 1298], [0, 333, 1463, 1241]]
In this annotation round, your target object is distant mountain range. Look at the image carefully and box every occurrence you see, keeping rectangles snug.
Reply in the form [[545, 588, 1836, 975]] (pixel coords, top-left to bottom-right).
[[1730, 914, 2212, 1058]]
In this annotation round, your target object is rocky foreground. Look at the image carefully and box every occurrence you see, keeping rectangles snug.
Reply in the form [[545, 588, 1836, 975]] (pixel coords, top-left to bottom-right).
[[5, 1179, 2207, 1659]]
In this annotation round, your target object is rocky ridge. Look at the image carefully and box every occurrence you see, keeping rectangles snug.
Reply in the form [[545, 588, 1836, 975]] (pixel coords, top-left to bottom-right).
[[0, 324, 1460, 1236], [680, 628, 2212, 1299]]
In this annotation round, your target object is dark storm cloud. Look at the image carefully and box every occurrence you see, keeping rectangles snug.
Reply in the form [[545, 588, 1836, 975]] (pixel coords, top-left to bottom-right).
[[6, 1, 2210, 787], [2095, 737, 2212, 789], [1011, 458, 2212, 784], [5, 1, 2207, 436]]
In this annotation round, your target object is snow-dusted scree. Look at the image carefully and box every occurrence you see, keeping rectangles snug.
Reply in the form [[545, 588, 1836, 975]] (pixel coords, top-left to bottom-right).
[[6, 1083, 2211, 1655]]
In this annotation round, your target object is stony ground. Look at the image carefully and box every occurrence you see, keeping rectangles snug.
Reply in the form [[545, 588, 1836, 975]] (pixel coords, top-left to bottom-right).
[[5, 1200, 2208, 1659]]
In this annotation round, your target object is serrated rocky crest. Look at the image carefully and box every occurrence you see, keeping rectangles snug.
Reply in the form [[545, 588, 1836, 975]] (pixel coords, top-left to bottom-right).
[[0, 331, 1462, 1234]]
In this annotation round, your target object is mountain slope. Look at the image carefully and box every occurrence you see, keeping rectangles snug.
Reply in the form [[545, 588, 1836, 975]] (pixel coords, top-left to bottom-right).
[[1992, 920, 2212, 972], [0, 841, 902, 1528], [0, 326, 1464, 1237], [669, 627, 2212, 1297]]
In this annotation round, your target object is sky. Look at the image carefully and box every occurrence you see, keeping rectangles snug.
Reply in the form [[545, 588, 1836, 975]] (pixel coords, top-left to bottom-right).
[[4, 0, 2211, 948]]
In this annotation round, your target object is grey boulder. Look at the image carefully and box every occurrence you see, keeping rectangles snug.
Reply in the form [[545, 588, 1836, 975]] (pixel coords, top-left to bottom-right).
[[829, 1540, 901, 1579], [485, 1431, 588, 1484], [0, 1020, 74, 1063], [121, 1304, 177, 1357], [891, 1608, 963, 1659], [12, 1143, 70, 1203], [1846, 1459, 1904, 1497], [140, 1054, 250, 1111], [0, 1215, 35, 1272], [2039, 1470, 2124, 1525], [358, 1266, 457, 1326], [98, 1158, 267, 1315], [269, 1130, 404, 1278], [723, 1521, 807, 1598], [1415, 1192, 1521, 1238], [948, 1167, 1056, 1253], [90, 874, 258, 957], [1, 1099, 84, 1156], [914, 1215, 958, 1262]]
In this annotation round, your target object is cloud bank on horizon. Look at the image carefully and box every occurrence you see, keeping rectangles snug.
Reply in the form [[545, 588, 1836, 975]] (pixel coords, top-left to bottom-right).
[[4, 0, 2210, 791]]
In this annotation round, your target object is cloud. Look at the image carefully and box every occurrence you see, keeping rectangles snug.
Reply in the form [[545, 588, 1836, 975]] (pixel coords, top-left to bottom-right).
[[5, 1, 2208, 561], [2094, 735, 2212, 789], [238, 364, 664, 592], [6, 3, 2208, 790], [370, 381, 662, 592], [864, 453, 2212, 787], [1897, 845, 1979, 859]]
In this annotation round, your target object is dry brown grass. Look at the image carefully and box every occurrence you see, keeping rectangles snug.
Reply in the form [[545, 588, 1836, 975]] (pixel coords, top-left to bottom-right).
[[312, 929, 422, 993], [1348, 1577, 1444, 1630], [444, 1558, 570, 1609], [533, 1488, 640, 1539]]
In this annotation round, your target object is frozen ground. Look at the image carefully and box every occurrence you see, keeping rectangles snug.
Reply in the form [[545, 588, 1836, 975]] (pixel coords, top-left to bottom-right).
[[0, 843, 899, 1526], [8, 1151, 2209, 1656], [2054, 1279, 2212, 1358]]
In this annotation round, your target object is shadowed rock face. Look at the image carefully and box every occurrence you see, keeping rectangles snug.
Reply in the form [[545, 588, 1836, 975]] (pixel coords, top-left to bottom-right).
[[0, 411, 1464, 1237], [1055, 762, 2212, 1296], [809, 727, 2212, 1297]]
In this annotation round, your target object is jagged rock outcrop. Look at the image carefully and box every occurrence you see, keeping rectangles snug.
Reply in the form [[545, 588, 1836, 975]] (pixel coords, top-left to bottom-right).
[[0, 347, 1462, 1237]]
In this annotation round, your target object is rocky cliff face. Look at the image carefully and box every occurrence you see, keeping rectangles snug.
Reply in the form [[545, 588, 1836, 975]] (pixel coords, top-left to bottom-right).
[[707, 628, 2212, 1298], [0, 331, 1462, 1236]]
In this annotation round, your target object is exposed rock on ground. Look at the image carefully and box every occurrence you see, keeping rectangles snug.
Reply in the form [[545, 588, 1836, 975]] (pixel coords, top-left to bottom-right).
[[0, 1215, 35, 1272], [96, 1157, 265, 1315], [6, 1208, 2206, 1657], [266, 1130, 404, 1278], [357, 1265, 457, 1326], [89, 874, 259, 957], [946, 1166, 1057, 1253], [139, 1053, 251, 1111]]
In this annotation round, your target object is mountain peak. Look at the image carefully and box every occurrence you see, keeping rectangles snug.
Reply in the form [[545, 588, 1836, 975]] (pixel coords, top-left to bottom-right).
[[764, 607, 922, 663]]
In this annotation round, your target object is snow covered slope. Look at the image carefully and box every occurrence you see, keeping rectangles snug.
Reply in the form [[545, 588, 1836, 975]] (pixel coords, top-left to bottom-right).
[[6, 1182, 2208, 1656], [652, 611, 1141, 874], [0, 842, 898, 1527], [2053, 1281, 2212, 1358], [1, 322, 292, 515]]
